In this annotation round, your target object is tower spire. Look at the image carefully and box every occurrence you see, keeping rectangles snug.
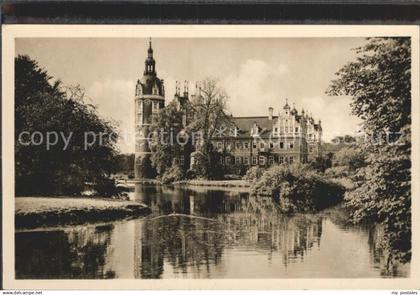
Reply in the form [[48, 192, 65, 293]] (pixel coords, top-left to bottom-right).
[[144, 38, 156, 75]]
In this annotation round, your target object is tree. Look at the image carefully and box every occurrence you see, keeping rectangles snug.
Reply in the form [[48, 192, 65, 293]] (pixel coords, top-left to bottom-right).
[[189, 78, 231, 179], [115, 153, 135, 176], [331, 135, 357, 145], [332, 145, 366, 172], [149, 101, 192, 177], [15, 55, 120, 196], [309, 153, 333, 173], [327, 38, 411, 264]]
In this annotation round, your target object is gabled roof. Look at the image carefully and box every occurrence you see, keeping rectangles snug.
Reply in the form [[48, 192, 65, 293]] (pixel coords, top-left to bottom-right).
[[231, 116, 277, 132]]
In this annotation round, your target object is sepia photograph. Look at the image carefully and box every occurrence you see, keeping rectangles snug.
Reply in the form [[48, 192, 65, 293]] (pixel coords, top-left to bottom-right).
[[1, 25, 419, 289]]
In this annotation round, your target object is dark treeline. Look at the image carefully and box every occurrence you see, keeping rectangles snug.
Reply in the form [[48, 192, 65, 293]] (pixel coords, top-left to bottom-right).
[[15, 55, 120, 196], [327, 37, 412, 264]]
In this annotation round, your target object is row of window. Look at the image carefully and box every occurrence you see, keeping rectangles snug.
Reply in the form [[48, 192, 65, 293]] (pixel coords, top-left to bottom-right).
[[221, 155, 295, 165], [274, 126, 299, 133], [216, 141, 295, 150], [137, 101, 161, 113]]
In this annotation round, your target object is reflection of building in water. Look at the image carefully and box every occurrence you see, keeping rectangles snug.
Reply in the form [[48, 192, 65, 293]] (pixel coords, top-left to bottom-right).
[[217, 194, 323, 265], [133, 216, 225, 278], [130, 185, 324, 277]]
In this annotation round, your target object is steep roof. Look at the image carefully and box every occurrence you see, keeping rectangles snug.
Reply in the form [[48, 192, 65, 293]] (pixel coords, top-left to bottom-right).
[[231, 116, 277, 132]]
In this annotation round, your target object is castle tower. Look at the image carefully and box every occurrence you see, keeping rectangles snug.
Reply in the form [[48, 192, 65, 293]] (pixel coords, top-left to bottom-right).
[[134, 39, 165, 179]]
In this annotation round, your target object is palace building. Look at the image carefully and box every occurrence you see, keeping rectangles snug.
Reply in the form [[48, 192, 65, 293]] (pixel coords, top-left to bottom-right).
[[209, 102, 323, 168], [135, 40, 322, 178]]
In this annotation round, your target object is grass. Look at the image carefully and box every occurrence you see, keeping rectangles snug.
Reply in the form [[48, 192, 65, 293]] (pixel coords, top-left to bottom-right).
[[15, 197, 151, 229]]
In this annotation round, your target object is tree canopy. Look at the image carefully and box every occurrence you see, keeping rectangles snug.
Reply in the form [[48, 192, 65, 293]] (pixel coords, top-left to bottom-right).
[[15, 55, 120, 195], [327, 38, 411, 264]]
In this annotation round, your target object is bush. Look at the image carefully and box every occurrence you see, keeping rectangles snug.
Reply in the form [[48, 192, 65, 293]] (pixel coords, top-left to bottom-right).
[[94, 177, 126, 198], [324, 166, 349, 178], [332, 146, 366, 172], [161, 163, 184, 184], [251, 165, 345, 213], [243, 166, 265, 183], [189, 151, 208, 179]]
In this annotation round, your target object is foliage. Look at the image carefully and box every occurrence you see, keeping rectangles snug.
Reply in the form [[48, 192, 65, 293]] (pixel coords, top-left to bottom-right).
[[114, 154, 135, 175], [251, 165, 345, 213], [243, 166, 265, 182], [189, 151, 208, 179], [331, 135, 357, 145], [324, 166, 349, 178], [327, 38, 411, 134], [189, 78, 231, 179], [94, 178, 126, 198], [327, 37, 411, 262], [161, 161, 185, 184], [309, 153, 333, 173], [15, 55, 120, 196], [332, 145, 366, 172], [150, 101, 188, 176]]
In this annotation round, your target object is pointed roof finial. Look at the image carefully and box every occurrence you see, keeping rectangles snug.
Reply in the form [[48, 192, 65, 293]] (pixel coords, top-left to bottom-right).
[[147, 37, 153, 56], [283, 98, 290, 110]]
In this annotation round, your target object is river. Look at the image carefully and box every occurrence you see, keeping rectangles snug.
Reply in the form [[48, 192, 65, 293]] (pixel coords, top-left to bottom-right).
[[15, 184, 410, 279]]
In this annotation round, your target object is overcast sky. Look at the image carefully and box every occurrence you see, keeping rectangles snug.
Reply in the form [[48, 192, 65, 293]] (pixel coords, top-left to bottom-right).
[[16, 37, 366, 153]]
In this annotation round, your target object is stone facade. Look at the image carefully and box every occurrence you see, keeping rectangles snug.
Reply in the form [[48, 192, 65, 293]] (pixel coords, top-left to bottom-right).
[[210, 101, 323, 168]]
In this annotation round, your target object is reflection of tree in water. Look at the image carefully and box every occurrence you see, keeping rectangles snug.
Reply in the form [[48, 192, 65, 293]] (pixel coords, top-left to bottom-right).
[[367, 225, 410, 277], [15, 224, 115, 279], [323, 205, 410, 277], [135, 185, 324, 278], [138, 217, 225, 279]]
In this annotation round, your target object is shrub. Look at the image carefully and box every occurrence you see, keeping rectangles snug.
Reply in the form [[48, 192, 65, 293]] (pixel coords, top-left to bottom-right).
[[189, 151, 208, 179], [94, 177, 125, 198], [243, 166, 265, 183], [251, 165, 345, 213], [161, 163, 184, 184], [332, 146, 366, 172], [325, 166, 349, 178]]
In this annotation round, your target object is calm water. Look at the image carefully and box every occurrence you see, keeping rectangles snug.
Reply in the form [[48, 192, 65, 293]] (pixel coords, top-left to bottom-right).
[[15, 184, 410, 279]]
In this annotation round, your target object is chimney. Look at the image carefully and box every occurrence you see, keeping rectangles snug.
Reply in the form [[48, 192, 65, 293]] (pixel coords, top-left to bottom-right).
[[268, 107, 273, 120]]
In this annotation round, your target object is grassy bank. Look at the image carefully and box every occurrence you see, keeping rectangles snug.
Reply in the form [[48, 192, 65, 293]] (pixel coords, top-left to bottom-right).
[[15, 197, 151, 229], [173, 179, 250, 188]]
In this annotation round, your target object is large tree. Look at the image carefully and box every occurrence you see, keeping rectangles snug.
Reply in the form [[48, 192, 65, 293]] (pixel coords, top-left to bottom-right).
[[327, 38, 411, 263], [189, 78, 231, 179], [149, 100, 190, 178], [15, 55, 119, 195]]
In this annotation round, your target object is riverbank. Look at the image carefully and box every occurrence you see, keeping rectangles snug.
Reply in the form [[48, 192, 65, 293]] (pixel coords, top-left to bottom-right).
[[15, 197, 151, 229], [173, 179, 250, 188]]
